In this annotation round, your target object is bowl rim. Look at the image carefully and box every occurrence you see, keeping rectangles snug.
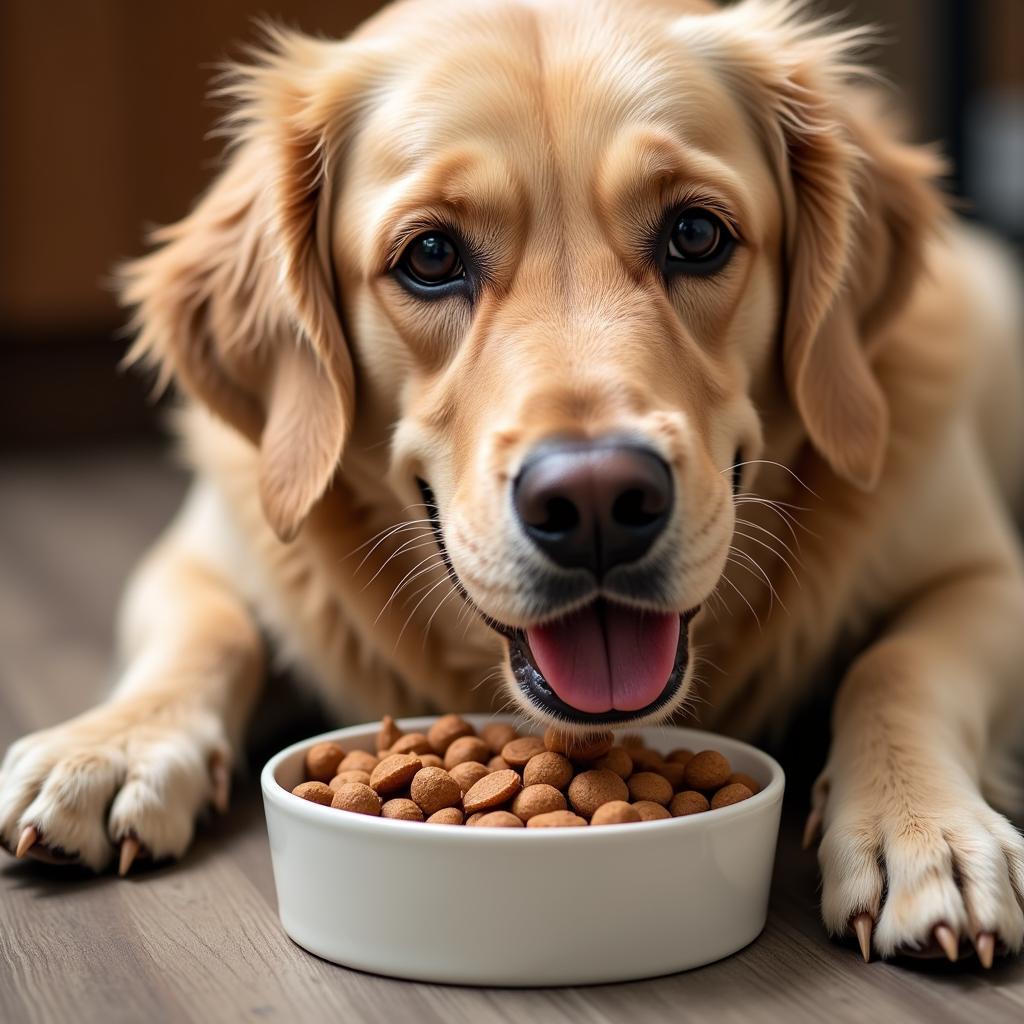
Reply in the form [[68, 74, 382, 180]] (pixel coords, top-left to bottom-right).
[[261, 715, 785, 843]]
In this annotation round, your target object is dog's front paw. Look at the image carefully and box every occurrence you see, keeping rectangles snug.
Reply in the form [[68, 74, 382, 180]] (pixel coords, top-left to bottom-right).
[[815, 773, 1024, 965], [0, 699, 231, 874]]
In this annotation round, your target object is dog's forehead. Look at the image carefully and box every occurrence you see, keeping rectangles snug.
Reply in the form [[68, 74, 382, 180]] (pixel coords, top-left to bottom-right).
[[352, 0, 747, 186]]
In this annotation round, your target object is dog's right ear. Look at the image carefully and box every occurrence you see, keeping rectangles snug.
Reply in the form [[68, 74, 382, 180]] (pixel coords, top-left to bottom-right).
[[119, 29, 382, 541]]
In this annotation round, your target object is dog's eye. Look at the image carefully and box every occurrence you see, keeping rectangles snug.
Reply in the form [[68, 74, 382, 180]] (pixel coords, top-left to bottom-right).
[[663, 208, 735, 275], [398, 231, 464, 289]]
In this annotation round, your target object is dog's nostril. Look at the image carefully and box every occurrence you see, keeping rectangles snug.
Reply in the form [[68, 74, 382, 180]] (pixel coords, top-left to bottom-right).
[[536, 496, 580, 535], [612, 487, 665, 528]]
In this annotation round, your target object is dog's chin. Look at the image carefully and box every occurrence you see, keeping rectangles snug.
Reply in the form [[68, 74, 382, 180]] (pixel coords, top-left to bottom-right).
[[494, 603, 700, 728]]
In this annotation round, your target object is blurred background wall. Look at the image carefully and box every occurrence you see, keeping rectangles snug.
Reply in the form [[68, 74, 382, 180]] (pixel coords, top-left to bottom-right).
[[1, 0, 1021, 448]]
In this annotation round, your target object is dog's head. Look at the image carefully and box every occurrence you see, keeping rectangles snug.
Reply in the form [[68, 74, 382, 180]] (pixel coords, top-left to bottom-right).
[[122, 0, 943, 727]]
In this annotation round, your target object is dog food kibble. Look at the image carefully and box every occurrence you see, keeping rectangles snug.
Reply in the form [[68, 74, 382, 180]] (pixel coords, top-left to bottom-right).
[[473, 810, 525, 828], [511, 784, 568, 822], [728, 772, 760, 794], [390, 732, 433, 756], [654, 762, 688, 790], [427, 714, 475, 755], [627, 771, 674, 807], [666, 748, 694, 766], [330, 782, 382, 816], [568, 769, 629, 818], [710, 783, 754, 809], [376, 714, 402, 753], [684, 750, 732, 790], [381, 798, 425, 821], [543, 727, 614, 761], [444, 735, 491, 770], [294, 718, 756, 828], [463, 769, 522, 814], [305, 742, 345, 783], [292, 781, 335, 805], [339, 750, 379, 774], [592, 746, 633, 780], [480, 722, 518, 755], [670, 790, 710, 817], [633, 800, 672, 821], [449, 761, 490, 794], [591, 800, 641, 825], [427, 807, 464, 825], [527, 810, 588, 828], [369, 753, 422, 794], [500, 736, 547, 767], [522, 751, 574, 789], [329, 769, 371, 789], [410, 766, 462, 815]]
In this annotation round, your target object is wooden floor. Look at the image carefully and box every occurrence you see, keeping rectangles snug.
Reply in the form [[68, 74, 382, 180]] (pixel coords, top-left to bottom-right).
[[2, 446, 1023, 1023]]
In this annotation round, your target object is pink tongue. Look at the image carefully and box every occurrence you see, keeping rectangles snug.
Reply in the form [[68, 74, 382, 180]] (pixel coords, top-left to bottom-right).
[[526, 603, 680, 714]]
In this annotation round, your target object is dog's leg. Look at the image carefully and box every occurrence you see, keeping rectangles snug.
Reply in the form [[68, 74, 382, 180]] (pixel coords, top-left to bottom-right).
[[0, 487, 265, 873], [815, 564, 1024, 963]]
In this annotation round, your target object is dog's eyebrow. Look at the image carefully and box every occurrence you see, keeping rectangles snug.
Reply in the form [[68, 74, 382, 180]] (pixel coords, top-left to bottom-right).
[[596, 127, 754, 240], [368, 147, 524, 275]]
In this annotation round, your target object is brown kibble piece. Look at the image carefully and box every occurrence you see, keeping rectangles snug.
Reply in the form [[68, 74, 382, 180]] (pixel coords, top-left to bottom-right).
[[653, 762, 688, 790], [449, 761, 490, 794], [684, 750, 731, 791], [487, 755, 511, 772], [627, 771, 674, 806], [339, 750, 379, 774], [711, 783, 754, 809], [592, 746, 633, 780], [419, 753, 443, 769], [292, 781, 334, 806], [410, 767, 462, 815], [543, 727, 614, 760], [473, 810, 524, 828], [567, 769, 629, 818], [670, 790, 710, 817], [527, 810, 588, 828], [330, 782, 382, 816], [381, 798, 425, 821], [369, 753, 423, 794], [465, 812, 484, 826], [522, 752, 574, 789], [666, 748, 694, 766], [633, 800, 672, 821], [329, 770, 371, 790], [591, 800, 641, 825], [728, 772, 761, 795], [480, 722, 519, 755], [501, 736, 547, 766], [511, 784, 567, 822], [463, 769, 522, 814], [304, 742, 345, 783], [390, 733, 432, 756], [376, 715, 403, 753], [426, 807, 464, 825], [629, 747, 666, 772], [427, 714, 475, 755], [444, 735, 491, 769]]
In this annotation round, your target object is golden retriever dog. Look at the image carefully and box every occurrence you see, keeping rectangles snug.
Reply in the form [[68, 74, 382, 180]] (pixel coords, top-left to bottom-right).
[[3, 0, 1023, 965]]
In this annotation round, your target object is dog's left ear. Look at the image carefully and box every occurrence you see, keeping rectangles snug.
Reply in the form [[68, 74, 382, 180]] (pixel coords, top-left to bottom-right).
[[681, 1, 947, 490]]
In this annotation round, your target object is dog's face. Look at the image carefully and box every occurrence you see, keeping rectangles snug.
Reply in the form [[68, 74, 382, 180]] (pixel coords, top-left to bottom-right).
[[124, 0, 939, 728]]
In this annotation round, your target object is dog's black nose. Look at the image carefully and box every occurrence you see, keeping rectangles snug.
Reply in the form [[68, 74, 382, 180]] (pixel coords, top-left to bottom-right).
[[513, 439, 673, 575]]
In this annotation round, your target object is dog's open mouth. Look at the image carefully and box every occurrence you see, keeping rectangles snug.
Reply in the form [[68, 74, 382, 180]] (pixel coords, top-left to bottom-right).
[[416, 478, 697, 724], [500, 601, 699, 724]]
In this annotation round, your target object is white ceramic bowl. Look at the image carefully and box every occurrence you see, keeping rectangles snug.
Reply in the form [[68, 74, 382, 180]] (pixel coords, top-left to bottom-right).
[[262, 715, 784, 986]]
